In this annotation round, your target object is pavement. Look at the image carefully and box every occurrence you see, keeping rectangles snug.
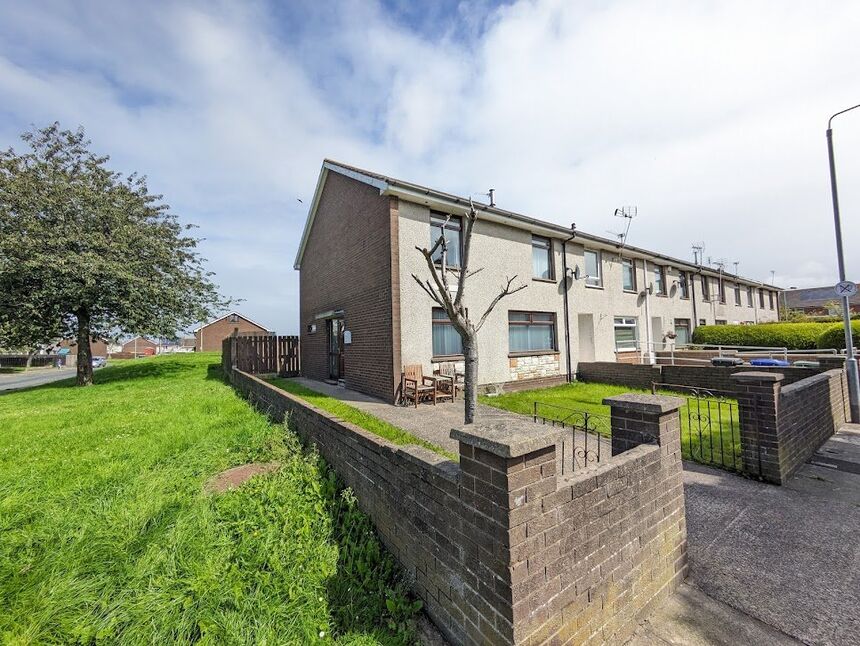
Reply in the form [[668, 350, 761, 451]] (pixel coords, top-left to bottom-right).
[[682, 426, 860, 646], [291, 377, 517, 454], [627, 582, 800, 645], [290, 379, 860, 645], [0, 367, 77, 392]]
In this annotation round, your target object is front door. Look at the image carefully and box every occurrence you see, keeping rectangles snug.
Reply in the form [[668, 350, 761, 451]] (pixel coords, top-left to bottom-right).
[[327, 318, 344, 380]]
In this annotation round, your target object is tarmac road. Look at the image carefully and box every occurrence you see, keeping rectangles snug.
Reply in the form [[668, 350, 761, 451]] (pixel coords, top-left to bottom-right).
[[0, 367, 77, 392]]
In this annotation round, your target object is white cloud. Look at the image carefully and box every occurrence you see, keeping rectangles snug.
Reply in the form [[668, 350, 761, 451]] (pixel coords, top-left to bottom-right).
[[1, 0, 859, 332]]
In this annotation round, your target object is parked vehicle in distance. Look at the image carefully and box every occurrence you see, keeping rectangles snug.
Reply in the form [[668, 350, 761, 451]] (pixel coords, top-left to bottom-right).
[[92, 356, 107, 368]]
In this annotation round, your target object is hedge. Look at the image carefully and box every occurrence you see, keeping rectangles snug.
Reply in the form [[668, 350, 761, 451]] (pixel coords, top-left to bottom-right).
[[691, 323, 832, 350], [816, 321, 860, 349]]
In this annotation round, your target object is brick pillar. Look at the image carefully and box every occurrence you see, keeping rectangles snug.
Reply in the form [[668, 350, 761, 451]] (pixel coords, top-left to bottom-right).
[[603, 393, 686, 456], [452, 419, 564, 645], [730, 371, 784, 483]]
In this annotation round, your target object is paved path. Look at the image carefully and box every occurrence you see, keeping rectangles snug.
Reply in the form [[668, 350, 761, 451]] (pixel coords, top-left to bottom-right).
[[0, 367, 76, 392], [291, 377, 516, 454], [683, 426, 860, 645]]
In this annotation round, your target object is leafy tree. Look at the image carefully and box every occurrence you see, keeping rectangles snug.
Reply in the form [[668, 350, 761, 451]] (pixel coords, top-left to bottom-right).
[[0, 124, 230, 385]]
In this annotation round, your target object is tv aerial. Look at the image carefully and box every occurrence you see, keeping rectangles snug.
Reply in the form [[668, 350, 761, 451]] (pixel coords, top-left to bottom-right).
[[609, 206, 637, 247]]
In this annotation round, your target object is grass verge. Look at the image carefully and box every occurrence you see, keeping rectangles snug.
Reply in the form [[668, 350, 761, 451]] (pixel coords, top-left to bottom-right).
[[0, 353, 422, 644], [480, 381, 742, 471], [266, 377, 456, 461]]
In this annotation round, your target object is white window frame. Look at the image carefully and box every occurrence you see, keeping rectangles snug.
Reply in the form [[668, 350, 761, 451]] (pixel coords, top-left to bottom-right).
[[613, 316, 638, 351], [584, 249, 602, 288]]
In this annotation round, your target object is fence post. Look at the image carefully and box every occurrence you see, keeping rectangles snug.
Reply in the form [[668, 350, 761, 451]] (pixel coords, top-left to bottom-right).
[[730, 372, 784, 483]]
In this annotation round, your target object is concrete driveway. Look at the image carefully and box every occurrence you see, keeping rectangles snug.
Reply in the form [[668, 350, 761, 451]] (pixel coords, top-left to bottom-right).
[[0, 367, 76, 392]]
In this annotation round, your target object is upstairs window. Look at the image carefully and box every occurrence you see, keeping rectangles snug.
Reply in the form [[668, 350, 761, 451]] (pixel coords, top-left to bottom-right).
[[701, 276, 711, 301], [747, 286, 754, 307], [613, 317, 638, 351], [759, 288, 766, 308], [584, 249, 602, 287], [621, 258, 637, 292], [734, 284, 742, 306], [509, 311, 556, 353], [768, 291, 775, 309], [430, 213, 462, 267], [432, 308, 463, 357], [654, 265, 667, 296], [229, 314, 239, 323], [718, 279, 726, 304], [532, 235, 553, 280], [678, 272, 689, 299]]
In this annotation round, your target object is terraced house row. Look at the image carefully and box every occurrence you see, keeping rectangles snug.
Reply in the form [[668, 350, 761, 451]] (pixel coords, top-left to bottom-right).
[[294, 160, 779, 402]]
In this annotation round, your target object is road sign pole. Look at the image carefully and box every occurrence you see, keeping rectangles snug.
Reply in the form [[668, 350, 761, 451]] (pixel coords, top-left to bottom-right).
[[827, 124, 860, 423]]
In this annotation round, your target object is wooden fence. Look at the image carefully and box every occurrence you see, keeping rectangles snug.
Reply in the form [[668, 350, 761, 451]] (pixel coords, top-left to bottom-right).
[[222, 335, 300, 377]]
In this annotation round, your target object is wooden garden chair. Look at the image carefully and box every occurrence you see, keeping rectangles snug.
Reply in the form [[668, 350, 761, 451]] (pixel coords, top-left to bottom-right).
[[433, 362, 464, 399], [401, 364, 451, 406]]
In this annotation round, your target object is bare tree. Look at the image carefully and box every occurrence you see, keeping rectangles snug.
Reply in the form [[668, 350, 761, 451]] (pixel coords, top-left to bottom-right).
[[412, 201, 526, 424]]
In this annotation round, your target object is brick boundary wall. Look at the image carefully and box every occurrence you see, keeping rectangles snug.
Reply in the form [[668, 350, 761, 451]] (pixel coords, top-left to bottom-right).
[[731, 370, 848, 484], [577, 361, 823, 394], [227, 368, 687, 644], [576, 363, 662, 391]]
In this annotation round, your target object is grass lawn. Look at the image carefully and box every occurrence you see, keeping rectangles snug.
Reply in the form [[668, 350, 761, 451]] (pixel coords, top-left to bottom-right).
[[0, 353, 422, 645], [480, 381, 743, 471], [266, 378, 456, 461]]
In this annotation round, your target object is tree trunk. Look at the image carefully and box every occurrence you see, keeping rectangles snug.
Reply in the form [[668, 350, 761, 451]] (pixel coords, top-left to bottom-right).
[[25, 350, 35, 370], [76, 309, 93, 386], [463, 334, 479, 425]]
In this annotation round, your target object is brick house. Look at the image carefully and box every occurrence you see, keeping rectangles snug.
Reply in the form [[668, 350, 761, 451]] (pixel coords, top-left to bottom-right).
[[121, 336, 158, 356], [57, 337, 113, 357], [194, 312, 271, 352], [294, 160, 780, 402]]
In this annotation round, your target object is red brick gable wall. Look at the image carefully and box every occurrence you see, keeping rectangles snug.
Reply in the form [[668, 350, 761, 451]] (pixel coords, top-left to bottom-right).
[[299, 171, 399, 401], [196, 316, 268, 352]]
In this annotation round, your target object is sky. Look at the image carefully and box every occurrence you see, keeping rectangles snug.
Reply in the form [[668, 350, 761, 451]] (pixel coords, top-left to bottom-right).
[[2, 0, 860, 334]]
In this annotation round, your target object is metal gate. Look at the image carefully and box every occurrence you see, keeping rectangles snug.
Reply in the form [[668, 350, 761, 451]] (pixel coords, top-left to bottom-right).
[[533, 402, 610, 475], [652, 382, 747, 473]]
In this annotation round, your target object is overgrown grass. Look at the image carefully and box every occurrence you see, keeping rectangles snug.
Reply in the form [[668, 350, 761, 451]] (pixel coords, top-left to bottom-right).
[[266, 377, 456, 461], [480, 381, 742, 471], [0, 353, 422, 644]]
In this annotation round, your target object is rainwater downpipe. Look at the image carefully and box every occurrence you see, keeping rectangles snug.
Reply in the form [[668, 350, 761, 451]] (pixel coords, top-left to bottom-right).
[[642, 258, 655, 365], [561, 229, 576, 382]]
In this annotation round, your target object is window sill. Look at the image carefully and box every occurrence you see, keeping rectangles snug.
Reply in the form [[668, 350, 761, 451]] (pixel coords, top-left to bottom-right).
[[585, 284, 603, 290], [508, 350, 559, 358], [532, 277, 556, 284], [655, 293, 668, 298], [622, 289, 638, 294], [431, 355, 464, 363]]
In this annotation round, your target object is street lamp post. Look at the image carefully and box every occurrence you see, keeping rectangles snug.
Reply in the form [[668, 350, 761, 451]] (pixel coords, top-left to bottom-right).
[[826, 103, 860, 423]]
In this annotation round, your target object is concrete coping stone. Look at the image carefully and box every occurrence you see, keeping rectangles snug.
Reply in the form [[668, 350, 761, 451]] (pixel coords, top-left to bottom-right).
[[602, 393, 686, 414], [451, 418, 564, 458], [730, 371, 785, 383]]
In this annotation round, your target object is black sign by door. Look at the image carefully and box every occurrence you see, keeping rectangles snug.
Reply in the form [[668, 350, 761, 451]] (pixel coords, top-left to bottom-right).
[[327, 318, 344, 380]]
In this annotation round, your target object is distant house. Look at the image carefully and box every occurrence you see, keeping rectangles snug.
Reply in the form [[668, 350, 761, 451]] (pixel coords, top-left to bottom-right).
[[783, 285, 860, 316], [194, 312, 271, 352], [121, 336, 158, 356], [57, 337, 114, 357]]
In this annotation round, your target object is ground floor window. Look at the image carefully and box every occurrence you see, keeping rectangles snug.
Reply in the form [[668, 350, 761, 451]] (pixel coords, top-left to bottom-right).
[[613, 316, 638, 351], [715, 319, 727, 325], [674, 319, 691, 345], [509, 311, 556, 353], [432, 308, 463, 357]]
